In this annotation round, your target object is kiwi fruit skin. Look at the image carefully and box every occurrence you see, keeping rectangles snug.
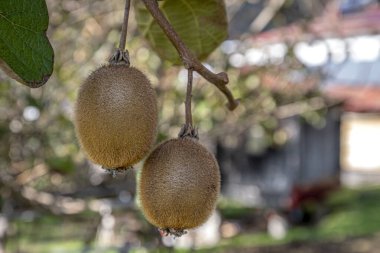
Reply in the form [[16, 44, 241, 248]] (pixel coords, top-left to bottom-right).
[[74, 64, 158, 168], [139, 137, 221, 230]]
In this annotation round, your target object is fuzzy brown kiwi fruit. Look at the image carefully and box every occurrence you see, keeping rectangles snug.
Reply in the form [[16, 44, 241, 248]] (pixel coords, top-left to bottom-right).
[[74, 64, 158, 169], [139, 137, 220, 236]]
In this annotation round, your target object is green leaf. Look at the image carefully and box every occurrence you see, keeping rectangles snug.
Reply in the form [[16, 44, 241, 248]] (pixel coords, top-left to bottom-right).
[[135, 0, 228, 64], [0, 0, 54, 88]]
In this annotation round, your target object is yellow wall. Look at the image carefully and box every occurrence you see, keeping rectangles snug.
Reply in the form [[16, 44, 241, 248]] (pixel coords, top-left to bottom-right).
[[341, 113, 380, 171]]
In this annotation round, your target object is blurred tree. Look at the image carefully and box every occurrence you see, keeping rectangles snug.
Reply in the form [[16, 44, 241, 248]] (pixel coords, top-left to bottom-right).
[[0, 0, 332, 251]]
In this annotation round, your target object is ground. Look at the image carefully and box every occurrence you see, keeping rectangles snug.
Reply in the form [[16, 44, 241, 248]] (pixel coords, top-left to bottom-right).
[[6, 186, 380, 253], [221, 234, 380, 253]]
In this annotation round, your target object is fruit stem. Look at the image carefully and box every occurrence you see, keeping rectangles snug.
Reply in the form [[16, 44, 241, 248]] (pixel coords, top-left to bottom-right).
[[141, 0, 239, 111], [119, 0, 131, 52], [185, 68, 193, 127], [179, 68, 198, 139], [109, 0, 131, 65]]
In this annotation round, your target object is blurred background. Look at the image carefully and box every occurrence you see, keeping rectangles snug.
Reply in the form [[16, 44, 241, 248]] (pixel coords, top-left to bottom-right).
[[1, 0, 380, 252]]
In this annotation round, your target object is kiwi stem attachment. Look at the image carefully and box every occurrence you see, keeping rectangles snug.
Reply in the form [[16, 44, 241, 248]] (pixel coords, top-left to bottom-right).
[[158, 228, 187, 238], [109, 0, 131, 66], [109, 49, 130, 66], [102, 166, 134, 178], [141, 0, 239, 111]]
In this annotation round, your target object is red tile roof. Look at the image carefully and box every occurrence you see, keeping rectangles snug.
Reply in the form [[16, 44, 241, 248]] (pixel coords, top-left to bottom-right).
[[324, 86, 380, 112], [249, 5, 380, 45]]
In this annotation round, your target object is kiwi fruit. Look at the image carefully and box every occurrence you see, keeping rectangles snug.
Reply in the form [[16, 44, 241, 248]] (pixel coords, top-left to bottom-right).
[[139, 137, 220, 236], [74, 64, 158, 169]]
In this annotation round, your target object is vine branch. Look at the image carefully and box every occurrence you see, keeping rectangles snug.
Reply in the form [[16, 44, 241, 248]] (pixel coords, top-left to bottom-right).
[[141, 0, 239, 110]]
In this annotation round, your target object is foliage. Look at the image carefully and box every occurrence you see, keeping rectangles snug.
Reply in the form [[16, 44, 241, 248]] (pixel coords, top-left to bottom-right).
[[0, 0, 53, 87], [135, 0, 228, 64]]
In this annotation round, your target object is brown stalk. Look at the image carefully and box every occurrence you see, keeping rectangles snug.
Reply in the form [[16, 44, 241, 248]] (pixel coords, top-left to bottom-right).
[[119, 0, 131, 51], [185, 69, 193, 126], [178, 68, 198, 139]]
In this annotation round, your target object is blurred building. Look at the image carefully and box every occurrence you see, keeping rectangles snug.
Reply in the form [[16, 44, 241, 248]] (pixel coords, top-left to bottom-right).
[[223, 0, 380, 188]]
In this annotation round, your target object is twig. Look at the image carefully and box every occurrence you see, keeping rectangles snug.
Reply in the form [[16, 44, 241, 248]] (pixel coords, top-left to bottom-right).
[[109, 0, 131, 65], [141, 0, 239, 110], [250, 0, 286, 33]]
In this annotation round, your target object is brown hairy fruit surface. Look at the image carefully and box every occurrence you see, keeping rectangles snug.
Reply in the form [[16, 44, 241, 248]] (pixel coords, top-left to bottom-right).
[[74, 64, 158, 168], [139, 138, 220, 231]]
